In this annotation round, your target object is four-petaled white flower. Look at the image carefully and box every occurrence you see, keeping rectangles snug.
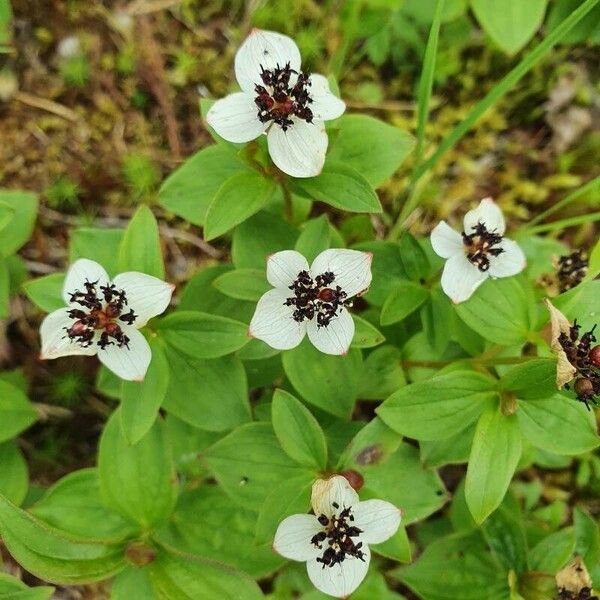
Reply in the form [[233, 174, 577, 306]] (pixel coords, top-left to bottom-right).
[[274, 475, 401, 599], [40, 258, 174, 381], [249, 248, 372, 355], [430, 197, 526, 303], [206, 29, 345, 178]]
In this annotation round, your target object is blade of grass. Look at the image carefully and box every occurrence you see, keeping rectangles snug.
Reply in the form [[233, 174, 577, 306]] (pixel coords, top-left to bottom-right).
[[523, 211, 600, 235], [389, 0, 600, 238], [527, 175, 600, 227], [414, 0, 445, 170]]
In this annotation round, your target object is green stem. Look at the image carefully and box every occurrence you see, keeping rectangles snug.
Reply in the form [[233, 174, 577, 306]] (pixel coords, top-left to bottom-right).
[[522, 211, 600, 235], [281, 182, 293, 223], [388, 0, 600, 235], [401, 356, 538, 369], [526, 175, 600, 227]]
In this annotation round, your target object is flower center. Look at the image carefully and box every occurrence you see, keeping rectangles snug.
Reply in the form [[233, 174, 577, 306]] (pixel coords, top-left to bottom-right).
[[311, 502, 365, 568], [254, 63, 313, 131], [558, 319, 599, 409], [462, 222, 504, 272], [285, 270, 351, 328], [557, 249, 588, 293], [64, 280, 138, 350]]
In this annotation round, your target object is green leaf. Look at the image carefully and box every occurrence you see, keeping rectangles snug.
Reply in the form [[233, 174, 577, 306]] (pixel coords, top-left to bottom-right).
[[111, 568, 158, 600], [157, 311, 250, 359], [0, 493, 127, 585], [148, 551, 265, 600], [465, 406, 522, 523], [22, 273, 65, 313], [481, 499, 529, 574], [120, 341, 170, 444], [359, 345, 406, 400], [380, 280, 429, 325], [517, 395, 599, 455], [498, 359, 557, 400], [0, 440, 28, 506], [0, 573, 53, 600], [421, 288, 453, 354], [359, 443, 448, 525], [204, 172, 276, 241], [392, 531, 511, 600], [529, 527, 575, 572], [162, 345, 251, 431], [155, 487, 283, 579], [69, 228, 123, 276], [282, 340, 362, 418], [0, 379, 37, 443], [271, 389, 327, 469], [455, 276, 535, 346], [232, 211, 298, 270], [117, 205, 164, 279], [327, 115, 415, 188], [255, 475, 313, 546], [574, 507, 600, 576], [377, 370, 496, 441], [351, 314, 385, 348], [420, 425, 474, 468], [0, 257, 8, 318], [98, 412, 177, 529], [0, 201, 14, 232], [471, 0, 547, 54], [158, 144, 250, 226], [202, 422, 313, 511], [291, 161, 382, 213], [30, 469, 136, 541], [294, 215, 330, 263], [547, 0, 600, 44], [212, 268, 269, 302], [398, 232, 430, 281], [0, 190, 38, 257]]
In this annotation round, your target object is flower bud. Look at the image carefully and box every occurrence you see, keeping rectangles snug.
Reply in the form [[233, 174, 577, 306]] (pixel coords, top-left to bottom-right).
[[340, 470, 364, 492], [589, 345, 600, 368]]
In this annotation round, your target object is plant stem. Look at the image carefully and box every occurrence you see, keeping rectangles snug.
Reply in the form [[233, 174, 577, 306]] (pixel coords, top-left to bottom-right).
[[522, 211, 600, 235], [526, 175, 600, 227], [401, 356, 538, 369], [281, 182, 294, 223]]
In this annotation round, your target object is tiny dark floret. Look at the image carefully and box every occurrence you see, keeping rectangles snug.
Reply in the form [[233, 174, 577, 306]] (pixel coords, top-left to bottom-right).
[[557, 249, 588, 293], [64, 279, 138, 351], [462, 221, 504, 272]]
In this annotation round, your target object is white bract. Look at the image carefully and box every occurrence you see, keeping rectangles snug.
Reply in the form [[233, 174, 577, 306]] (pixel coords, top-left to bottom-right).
[[430, 197, 526, 303], [249, 248, 372, 355], [40, 258, 174, 381], [274, 475, 401, 598], [206, 29, 345, 178]]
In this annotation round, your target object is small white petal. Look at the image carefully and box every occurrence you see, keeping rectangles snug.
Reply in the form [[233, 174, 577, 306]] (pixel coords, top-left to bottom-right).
[[112, 272, 174, 327], [206, 92, 267, 143], [311, 476, 359, 518], [306, 546, 370, 598], [352, 500, 401, 545], [249, 289, 306, 350], [96, 326, 151, 381], [267, 119, 328, 178], [40, 308, 98, 359], [440, 253, 488, 304], [310, 249, 372, 297], [62, 259, 109, 305], [487, 238, 526, 278], [234, 29, 301, 93], [463, 197, 505, 236], [267, 250, 310, 289], [306, 309, 354, 356], [273, 514, 323, 561], [430, 221, 463, 259], [309, 74, 346, 121]]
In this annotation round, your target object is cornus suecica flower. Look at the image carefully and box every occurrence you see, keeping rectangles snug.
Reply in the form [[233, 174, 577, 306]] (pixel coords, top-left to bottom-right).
[[206, 29, 345, 178], [249, 249, 372, 355], [274, 475, 401, 598], [545, 299, 600, 410], [40, 259, 174, 381], [430, 198, 526, 303], [556, 249, 588, 293]]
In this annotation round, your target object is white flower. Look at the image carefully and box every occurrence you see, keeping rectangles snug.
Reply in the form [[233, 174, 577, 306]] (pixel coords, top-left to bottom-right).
[[274, 475, 401, 599], [430, 197, 526, 303], [249, 249, 372, 355], [40, 258, 174, 381], [206, 29, 345, 178]]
